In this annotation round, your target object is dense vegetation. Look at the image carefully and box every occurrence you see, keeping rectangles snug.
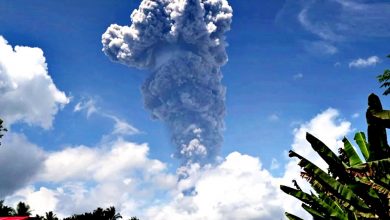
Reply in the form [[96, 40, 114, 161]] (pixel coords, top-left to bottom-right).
[[0, 200, 139, 220], [281, 93, 390, 219]]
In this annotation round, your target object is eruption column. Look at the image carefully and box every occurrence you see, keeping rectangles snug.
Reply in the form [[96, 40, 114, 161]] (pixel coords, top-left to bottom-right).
[[102, 0, 232, 164]]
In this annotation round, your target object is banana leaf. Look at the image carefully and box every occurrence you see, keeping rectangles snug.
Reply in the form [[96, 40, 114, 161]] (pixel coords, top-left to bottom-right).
[[354, 132, 370, 161], [348, 158, 390, 178], [358, 177, 390, 199], [343, 137, 363, 166], [306, 133, 348, 180], [280, 185, 345, 217], [301, 204, 327, 219], [280, 185, 315, 205], [285, 212, 304, 220], [298, 157, 371, 212]]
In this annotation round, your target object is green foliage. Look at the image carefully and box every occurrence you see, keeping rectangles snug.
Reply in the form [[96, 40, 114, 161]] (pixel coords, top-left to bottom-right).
[[44, 211, 59, 220], [0, 201, 138, 220], [377, 54, 390, 95], [63, 206, 123, 220], [280, 131, 390, 219], [0, 200, 15, 216], [15, 201, 32, 216]]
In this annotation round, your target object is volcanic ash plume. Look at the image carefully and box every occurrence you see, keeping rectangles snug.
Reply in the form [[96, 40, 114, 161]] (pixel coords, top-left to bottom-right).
[[102, 0, 232, 164]]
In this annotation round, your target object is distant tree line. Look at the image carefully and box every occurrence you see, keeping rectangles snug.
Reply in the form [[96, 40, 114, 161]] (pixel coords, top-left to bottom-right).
[[0, 200, 139, 220]]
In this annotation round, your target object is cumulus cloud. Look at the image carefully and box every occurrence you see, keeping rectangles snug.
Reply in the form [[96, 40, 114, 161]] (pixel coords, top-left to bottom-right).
[[289, 108, 350, 170], [102, 0, 233, 164], [280, 108, 351, 217], [4, 108, 352, 219], [0, 132, 45, 197], [6, 138, 176, 218], [157, 108, 350, 220], [349, 56, 381, 68], [145, 152, 285, 220], [0, 36, 69, 129]]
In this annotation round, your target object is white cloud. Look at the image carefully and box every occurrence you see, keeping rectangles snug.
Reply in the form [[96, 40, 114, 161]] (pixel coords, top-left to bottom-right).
[[145, 152, 285, 220], [277, 0, 390, 55], [352, 113, 360, 118], [268, 113, 280, 122], [304, 41, 338, 55], [290, 108, 350, 169], [3, 108, 352, 219], [298, 8, 342, 42], [0, 132, 45, 197], [6, 138, 176, 218], [74, 99, 97, 118], [279, 108, 351, 218], [293, 73, 303, 80], [270, 158, 280, 170], [145, 108, 351, 220], [0, 36, 69, 129], [107, 115, 140, 136], [295, 0, 390, 41], [74, 98, 140, 136], [349, 56, 381, 68]]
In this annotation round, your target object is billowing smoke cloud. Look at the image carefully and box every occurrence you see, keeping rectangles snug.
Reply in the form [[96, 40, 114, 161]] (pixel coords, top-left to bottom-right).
[[102, 0, 232, 164]]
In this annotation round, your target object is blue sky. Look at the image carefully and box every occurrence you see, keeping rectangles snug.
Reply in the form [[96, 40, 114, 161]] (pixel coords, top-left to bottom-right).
[[0, 0, 389, 219]]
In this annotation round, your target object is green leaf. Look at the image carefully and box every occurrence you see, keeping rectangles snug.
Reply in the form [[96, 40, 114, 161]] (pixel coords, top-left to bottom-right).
[[280, 185, 315, 205], [301, 204, 326, 219], [342, 137, 363, 166], [354, 132, 370, 161], [349, 158, 390, 178], [298, 158, 371, 212], [358, 177, 390, 198], [285, 212, 304, 220], [306, 132, 348, 179]]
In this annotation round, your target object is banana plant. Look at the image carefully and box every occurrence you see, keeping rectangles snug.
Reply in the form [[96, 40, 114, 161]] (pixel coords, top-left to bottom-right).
[[280, 94, 390, 219]]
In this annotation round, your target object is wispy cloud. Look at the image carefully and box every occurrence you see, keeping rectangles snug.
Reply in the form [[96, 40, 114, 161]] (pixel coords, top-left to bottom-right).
[[349, 56, 380, 68], [334, 62, 341, 67], [268, 113, 280, 122], [74, 98, 140, 136], [293, 73, 303, 80], [298, 8, 342, 42], [352, 113, 360, 118], [297, 0, 390, 40], [106, 114, 140, 136], [270, 158, 280, 170], [277, 0, 390, 54], [74, 99, 97, 118], [304, 41, 338, 55]]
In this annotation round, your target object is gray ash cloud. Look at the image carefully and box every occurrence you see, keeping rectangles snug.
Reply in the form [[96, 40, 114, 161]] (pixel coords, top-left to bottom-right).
[[102, 0, 232, 164]]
